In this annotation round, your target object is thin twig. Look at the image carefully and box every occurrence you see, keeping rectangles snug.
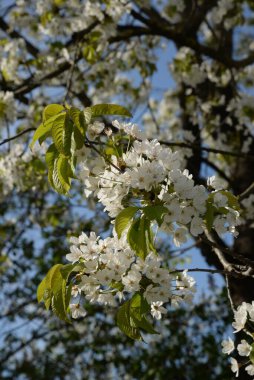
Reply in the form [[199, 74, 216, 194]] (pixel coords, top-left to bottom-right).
[[169, 268, 252, 278], [159, 140, 254, 158], [85, 139, 122, 173], [63, 43, 82, 104], [239, 182, 254, 201], [148, 101, 160, 133], [201, 233, 254, 269], [225, 275, 236, 313], [0, 128, 36, 147]]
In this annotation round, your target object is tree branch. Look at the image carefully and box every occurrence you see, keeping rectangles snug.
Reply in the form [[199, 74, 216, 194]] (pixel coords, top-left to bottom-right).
[[0, 16, 39, 57], [0, 128, 36, 147], [159, 140, 254, 158]]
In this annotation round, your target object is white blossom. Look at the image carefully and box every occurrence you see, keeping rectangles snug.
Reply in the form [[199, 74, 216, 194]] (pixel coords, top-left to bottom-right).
[[230, 358, 239, 377], [151, 302, 167, 320], [69, 304, 87, 319], [221, 337, 234, 355], [245, 364, 254, 376], [237, 340, 252, 357]]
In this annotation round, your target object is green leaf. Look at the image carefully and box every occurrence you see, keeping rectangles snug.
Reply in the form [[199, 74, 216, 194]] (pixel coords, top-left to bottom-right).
[[132, 314, 158, 335], [220, 190, 241, 211], [45, 144, 64, 193], [110, 280, 124, 292], [51, 114, 65, 153], [117, 299, 142, 341], [142, 205, 168, 226], [70, 107, 87, 136], [43, 104, 64, 122], [45, 144, 58, 171], [37, 264, 63, 304], [52, 159, 66, 194], [83, 45, 97, 63], [115, 207, 139, 239], [83, 107, 92, 124], [205, 199, 215, 232], [37, 264, 71, 323], [130, 293, 149, 314], [30, 122, 52, 149], [127, 217, 151, 260], [73, 127, 84, 150], [56, 155, 70, 193], [130, 293, 158, 335], [89, 104, 132, 118], [250, 343, 254, 364], [51, 286, 69, 322], [52, 113, 73, 155], [117, 294, 157, 340], [147, 225, 157, 254], [30, 113, 65, 149]]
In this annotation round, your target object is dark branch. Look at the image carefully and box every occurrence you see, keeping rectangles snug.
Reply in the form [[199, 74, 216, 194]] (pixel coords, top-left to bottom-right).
[[0, 16, 39, 57], [0, 128, 35, 147]]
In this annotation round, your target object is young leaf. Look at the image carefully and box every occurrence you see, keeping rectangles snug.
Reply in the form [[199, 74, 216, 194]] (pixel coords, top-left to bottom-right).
[[130, 293, 158, 335], [51, 114, 65, 153], [117, 299, 142, 341], [37, 264, 63, 304], [220, 190, 240, 211], [205, 199, 215, 232], [117, 294, 157, 340], [127, 216, 151, 260], [73, 127, 84, 150], [56, 155, 72, 193], [30, 122, 52, 149], [83, 107, 92, 124], [52, 159, 66, 194], [45, 145, 64, 194], [89, 104, 132, 118], [131, 314, 158, 335], [70, 107, 87, 136], [142, 205, 168, 226], [30, 113, 65, 149], [60, 263, 84, 279], [250, 343, 254, 364], [37, 263, 71, 323], [115, 206, 139, 239], [43, 104, 64, 122], [51, 113, 74, 156]]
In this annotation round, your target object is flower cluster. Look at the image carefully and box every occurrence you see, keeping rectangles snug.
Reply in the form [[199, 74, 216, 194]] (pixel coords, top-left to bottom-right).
[[78, 121, 240, 245], [222, 302, 254, 377], [67, 231, 196, 319]]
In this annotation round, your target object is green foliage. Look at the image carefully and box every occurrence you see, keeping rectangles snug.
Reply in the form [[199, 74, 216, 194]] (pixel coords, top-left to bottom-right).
[[142, 205, 168, 226], [205, 190, 241, 232], [30, 113, 65, 149], [250, 343, 254, 364], [115, 205, 162, 258], [127, 216, 155, 260], [117, 293, 157, 340], [51, 113, 73, 155], [30, 102, 132, 195], [205, 197, 216, 232], [37, 263, 75, 322], [115, 206, 139, 238], [220, 190, 240, 211], [43, 104, 65, 122], [69, 107, 87, 136], [89, 104, 132, 118]]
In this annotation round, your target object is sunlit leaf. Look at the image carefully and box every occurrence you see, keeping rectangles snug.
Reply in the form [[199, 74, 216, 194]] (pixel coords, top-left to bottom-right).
[[115, 206, 139, 239], [89, 104, 132, 118]]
